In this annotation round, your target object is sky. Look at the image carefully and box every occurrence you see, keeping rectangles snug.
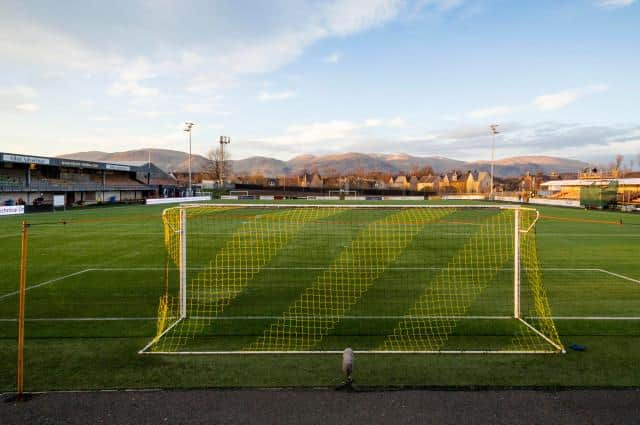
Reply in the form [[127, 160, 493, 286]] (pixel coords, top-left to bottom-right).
[[1, 0, 639, 166]]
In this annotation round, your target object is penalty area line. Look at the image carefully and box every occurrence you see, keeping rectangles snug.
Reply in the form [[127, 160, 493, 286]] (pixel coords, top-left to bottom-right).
[[0, 269, 91, 301], [0, 317, 156, 322], [1, 315, 639, 322], [79, 266, 620, 272], [597, 269, 640, 285]]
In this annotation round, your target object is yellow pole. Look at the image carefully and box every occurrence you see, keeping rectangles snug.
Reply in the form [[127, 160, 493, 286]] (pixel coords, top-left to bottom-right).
[[17, 220, 28, 400]]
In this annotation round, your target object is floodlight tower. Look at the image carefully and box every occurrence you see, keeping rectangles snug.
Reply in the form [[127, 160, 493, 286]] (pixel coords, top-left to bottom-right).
[[219, 136, 231, 187], [184, 122, 195, 194], [490, 124, 499, 200]]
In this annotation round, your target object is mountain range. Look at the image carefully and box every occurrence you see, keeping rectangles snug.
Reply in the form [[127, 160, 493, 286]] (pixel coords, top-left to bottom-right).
[[58, 149, 589, 178]]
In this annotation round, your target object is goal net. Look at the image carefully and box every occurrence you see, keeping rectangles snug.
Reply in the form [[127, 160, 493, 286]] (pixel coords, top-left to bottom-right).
[[328, 190, 357, 199], [140, 204, 564, 354]]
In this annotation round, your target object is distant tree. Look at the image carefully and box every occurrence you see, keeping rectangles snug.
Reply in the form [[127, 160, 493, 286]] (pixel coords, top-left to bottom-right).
[[207, 147, 232, 183], [248, 174, 265, 186], [323, 167, 339, 178]]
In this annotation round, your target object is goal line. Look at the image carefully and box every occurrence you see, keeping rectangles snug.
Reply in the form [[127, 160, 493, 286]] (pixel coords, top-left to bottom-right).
[[3, 315, 640, 322]]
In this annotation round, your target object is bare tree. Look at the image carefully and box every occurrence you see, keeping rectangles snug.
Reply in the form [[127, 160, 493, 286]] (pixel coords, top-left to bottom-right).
[[412, 165, 434, 177], [207, 147, 232, 184]]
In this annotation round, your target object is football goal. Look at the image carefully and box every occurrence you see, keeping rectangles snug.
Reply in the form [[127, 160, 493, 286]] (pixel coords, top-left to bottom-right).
[[328, 190, 358, 199], [140, 204, 564, 354]]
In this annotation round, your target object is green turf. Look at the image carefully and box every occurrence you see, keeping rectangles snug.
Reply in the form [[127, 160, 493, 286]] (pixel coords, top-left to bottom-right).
[[0, 201, 639, 390]]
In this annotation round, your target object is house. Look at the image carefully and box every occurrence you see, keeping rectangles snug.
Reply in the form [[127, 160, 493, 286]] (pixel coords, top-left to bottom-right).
[[465, 172, 476, 193], [439, 172, 465, 193], [391, 175, 410, 189], [440, 174, 450, 188], [265, 178, 278, 187], [409, 175, 419, 191], [298, 173, 323, 188], [417, 175, 440, 192], [465, 171, 492, 193], [374, 179, 387, 189]]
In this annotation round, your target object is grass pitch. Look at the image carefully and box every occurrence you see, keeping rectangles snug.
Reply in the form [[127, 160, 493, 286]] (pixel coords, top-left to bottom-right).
[[0, 200, 639, 390]]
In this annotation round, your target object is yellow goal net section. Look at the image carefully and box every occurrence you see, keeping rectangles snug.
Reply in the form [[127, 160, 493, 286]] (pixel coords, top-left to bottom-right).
[[140, 204, 564, 354]]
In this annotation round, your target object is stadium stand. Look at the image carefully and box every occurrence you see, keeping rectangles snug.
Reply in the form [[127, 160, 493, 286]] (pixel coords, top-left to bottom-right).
[[1, 152, 178, 208]]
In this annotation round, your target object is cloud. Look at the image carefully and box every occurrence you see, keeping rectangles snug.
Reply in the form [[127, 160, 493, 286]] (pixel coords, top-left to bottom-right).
[[416, 0, 465, 12], [259, 117, 408, 148], [323, 52, 342, 63], [185, 1, 403, 92], [15, 103, 40, 112], [468, 105, 515, 119], [595, 0, 635, 8], [278, 120, 360, 144], [533, 84, 608, 111], [388, 117, 407, 127], [13, 85, 38, 99], [1, 85, 39, 112], [1, 2, 403, 101], [107, 57, 159, 97], [322, 0, 403, 36], [0, 19, 122, 73], [248, 120, 639, 162], [183, 97, 224, 113], [89, 116, 113, 121], [258, 90, 297, 102], [108, 81, 159, 97]]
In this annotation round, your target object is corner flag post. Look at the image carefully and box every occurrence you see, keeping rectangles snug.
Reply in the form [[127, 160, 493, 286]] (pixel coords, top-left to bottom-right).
[[17, 221, 28, 400]]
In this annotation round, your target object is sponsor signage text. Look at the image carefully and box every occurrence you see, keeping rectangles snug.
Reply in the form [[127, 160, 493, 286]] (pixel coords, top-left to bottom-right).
[[0, 205, 25, 216], [2, 154, 50, 165]]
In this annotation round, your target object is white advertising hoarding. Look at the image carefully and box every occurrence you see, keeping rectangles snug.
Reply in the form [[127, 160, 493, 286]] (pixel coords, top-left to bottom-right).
[[0, 205, 25, 216], [2, 154, 50, 165], [145, 196, 211, 205], [54, 195, 65, 207]]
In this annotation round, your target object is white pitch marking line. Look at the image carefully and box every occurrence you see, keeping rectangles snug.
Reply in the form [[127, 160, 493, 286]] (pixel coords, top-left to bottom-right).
[[549, 316, 640, 320], [0, 317, 157, 322], [184, 315, 640, 321], [73, 266, 622, 272], [191, 315, 512, 320], [596, 269, 640, 285], [0, 269, 91, 301], [1, 315, 639, 322]]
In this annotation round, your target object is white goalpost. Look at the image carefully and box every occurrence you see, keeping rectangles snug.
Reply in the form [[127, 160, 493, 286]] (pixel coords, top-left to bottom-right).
[[140, 204, 565, 355]]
